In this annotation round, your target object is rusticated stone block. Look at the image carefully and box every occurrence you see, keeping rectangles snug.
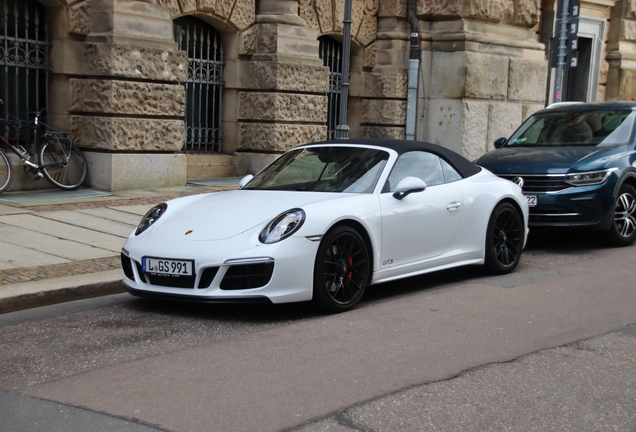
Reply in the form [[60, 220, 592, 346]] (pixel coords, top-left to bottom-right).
[[315, 0, 333, 33], [230, 0, 256, 31], [218, 0, 234, 19], [84, 151, 186, 191], [70, 79, 185, 116], [154, 0, 180, 17], [299, 5, 320, 31], [362, 99, 406, 125], [431, 52, 508, 100], [84, 43, 187, 82], [513, 0, 540, 27], [334, 0, 344, 32], [465, 53, 508, 99], [352, 0, 365, 37], [177, 0, 197, 14], [357, 15, 378, 47], [487, 102, 522, 152], [465, 0, 512, 23], [508, 58, 547, 102], [364, 73, 407, 98], [69, 1, 90, 35], [238, 123, 326, 152], [361, 126, 405, 139], [622, 20, 636, 42], [71, 116, 184, 152], [243, 62, 329, 93], [239, 92, 327, 123], [379, 0, 406, 17], [364, 42, 377, 68], [461, 100, 489, 160], [418, 0, 459, 17]]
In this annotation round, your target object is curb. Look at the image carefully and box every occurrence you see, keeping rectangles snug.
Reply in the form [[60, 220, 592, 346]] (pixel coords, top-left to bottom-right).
[[0, 270, 125, 314]]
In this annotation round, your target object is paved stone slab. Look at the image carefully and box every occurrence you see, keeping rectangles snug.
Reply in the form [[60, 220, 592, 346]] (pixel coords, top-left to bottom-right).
[[109, 205, 154, 217], [0, 242, 70, 269], [37, 210, 135, 238], [0, 224, 115, 261], [0, 204, 32, 216], [76, 208, 144, 226], [0, 214, 124, 252]]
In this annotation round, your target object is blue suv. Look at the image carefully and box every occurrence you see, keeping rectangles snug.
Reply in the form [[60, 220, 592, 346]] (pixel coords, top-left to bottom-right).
[[476, 102, 636, 246]]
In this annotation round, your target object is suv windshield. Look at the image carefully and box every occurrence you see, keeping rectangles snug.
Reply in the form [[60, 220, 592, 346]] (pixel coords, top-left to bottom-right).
[[507, 109, 636, 147], [244, 146, 390, 193]]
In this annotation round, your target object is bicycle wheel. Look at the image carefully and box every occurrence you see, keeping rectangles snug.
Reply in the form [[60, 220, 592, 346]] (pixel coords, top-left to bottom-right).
[[0, 148, 12, 193], [38, 137, 87, 190]]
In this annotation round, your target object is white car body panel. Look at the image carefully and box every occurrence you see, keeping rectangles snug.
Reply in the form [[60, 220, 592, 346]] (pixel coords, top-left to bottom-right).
[[121, 142, 529, 305]]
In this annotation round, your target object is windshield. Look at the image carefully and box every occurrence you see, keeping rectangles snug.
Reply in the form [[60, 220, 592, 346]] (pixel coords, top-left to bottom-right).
[[244, 146, 390, 193], [507, 109, 636, 147]]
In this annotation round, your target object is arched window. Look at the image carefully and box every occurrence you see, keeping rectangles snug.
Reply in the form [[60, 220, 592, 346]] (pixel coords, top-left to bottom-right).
[[173, 17, 223, 153], [319, 36, 342, 140], [0, 0, 49, 135]]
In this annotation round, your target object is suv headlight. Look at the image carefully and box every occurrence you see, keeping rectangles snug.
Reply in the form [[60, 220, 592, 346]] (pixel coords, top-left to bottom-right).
[[259, 209, 305, 244], [135, 203, 167, 235], [565, 168, 617, 187]]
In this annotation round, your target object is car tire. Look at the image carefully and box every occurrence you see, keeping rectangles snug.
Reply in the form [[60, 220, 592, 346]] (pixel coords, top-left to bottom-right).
[[484, 202, 524, 275], [313, 226, 370, 313], [606, 183, 636, 247]]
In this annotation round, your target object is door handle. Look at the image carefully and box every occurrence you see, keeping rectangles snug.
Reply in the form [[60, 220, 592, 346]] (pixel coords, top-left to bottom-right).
[[446, 201, 461, 211]]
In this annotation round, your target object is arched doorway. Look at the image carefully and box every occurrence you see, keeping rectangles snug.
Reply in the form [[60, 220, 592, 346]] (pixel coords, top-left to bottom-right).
[[173, 16, 223, 153], [0, 0, 49, 137]]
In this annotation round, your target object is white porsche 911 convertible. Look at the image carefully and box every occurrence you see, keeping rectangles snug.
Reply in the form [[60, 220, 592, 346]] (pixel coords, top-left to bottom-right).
[[122, 139, 529, 312]]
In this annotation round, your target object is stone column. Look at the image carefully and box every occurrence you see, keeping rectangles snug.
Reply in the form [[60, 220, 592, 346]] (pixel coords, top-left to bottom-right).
[[234, 0, 329, 175], [418, 0, 548, 160], [606, 0, 636, 100], [51, 0, 187, 191]]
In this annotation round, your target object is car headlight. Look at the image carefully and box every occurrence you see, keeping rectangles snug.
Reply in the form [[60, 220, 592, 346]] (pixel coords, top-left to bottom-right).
[[564, 168, 617, 187], [135, 203, 167, 235], [259, 209, 305, 244]]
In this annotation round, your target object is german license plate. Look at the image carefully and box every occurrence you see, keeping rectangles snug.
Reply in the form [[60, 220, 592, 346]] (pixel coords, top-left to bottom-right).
[[142, 257, 194, 276], [526, 195, 537, 207]]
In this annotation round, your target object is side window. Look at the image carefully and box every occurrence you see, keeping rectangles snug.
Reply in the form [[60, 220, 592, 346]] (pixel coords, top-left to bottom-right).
[[440, 158, 461, 183], [385, 151, 446, 192]]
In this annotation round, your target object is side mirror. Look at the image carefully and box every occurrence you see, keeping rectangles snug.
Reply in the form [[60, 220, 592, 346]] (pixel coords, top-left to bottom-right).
[[493, 137, 507, 149], [392, 176, 426, 200], [239, 174, 254, 189]]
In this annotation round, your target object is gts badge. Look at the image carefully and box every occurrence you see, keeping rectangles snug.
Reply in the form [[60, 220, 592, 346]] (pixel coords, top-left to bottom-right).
[[382, 259, 394, 266]]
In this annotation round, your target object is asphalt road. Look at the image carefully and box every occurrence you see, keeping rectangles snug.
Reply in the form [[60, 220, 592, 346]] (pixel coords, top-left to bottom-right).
[[0, 229, 635, 432]]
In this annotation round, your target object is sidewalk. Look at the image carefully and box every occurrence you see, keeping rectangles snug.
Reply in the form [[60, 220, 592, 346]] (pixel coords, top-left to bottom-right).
[[0, 179, 241, 313]]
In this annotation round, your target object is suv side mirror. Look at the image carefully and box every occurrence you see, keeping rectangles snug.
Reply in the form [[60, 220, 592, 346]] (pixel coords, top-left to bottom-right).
[[493, 137, 507, 149]]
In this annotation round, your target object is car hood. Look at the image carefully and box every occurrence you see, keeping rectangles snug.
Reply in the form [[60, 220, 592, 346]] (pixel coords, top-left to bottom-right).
[[476, 146, 621, 174], [149, 190, 339, 241]]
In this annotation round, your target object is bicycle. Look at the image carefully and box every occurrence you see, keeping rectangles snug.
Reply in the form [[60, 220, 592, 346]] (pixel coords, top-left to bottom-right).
[[0, 99, 87, 194]]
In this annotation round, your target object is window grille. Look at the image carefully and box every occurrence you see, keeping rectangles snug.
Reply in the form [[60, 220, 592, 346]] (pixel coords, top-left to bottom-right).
[[0, 0, 48, 142], [319, 36, 343, 140], [173, 17, 223, 153]]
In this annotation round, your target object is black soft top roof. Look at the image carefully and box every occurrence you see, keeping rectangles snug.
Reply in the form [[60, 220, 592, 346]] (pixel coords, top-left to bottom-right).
[[302, 138, 482, 178]]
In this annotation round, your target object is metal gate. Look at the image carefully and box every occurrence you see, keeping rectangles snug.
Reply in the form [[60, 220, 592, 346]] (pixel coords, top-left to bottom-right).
[[319, 36, 342, 140], [0, 0, 48, 140], [173, 16, 223, 154]]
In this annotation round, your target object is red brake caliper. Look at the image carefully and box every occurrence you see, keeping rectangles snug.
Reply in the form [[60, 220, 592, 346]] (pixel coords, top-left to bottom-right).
[[347, 256, 353, 279]]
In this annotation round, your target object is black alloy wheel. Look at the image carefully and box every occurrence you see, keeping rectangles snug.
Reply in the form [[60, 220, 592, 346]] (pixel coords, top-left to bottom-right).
[[313, 226, 370, 313], [484, 202, 523, 274], [606, 183, 636, 247]]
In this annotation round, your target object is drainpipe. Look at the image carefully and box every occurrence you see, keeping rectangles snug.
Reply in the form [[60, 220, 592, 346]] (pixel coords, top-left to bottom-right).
[[336, 0, 352, 139], [406, 0, 420, 141]]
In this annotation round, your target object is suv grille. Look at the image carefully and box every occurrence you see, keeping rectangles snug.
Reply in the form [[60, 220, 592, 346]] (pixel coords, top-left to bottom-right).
[[496, 174, 569, 193]]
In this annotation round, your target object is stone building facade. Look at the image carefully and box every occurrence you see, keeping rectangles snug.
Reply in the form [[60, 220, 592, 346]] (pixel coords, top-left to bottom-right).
[[1, 0, 633, 191]]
